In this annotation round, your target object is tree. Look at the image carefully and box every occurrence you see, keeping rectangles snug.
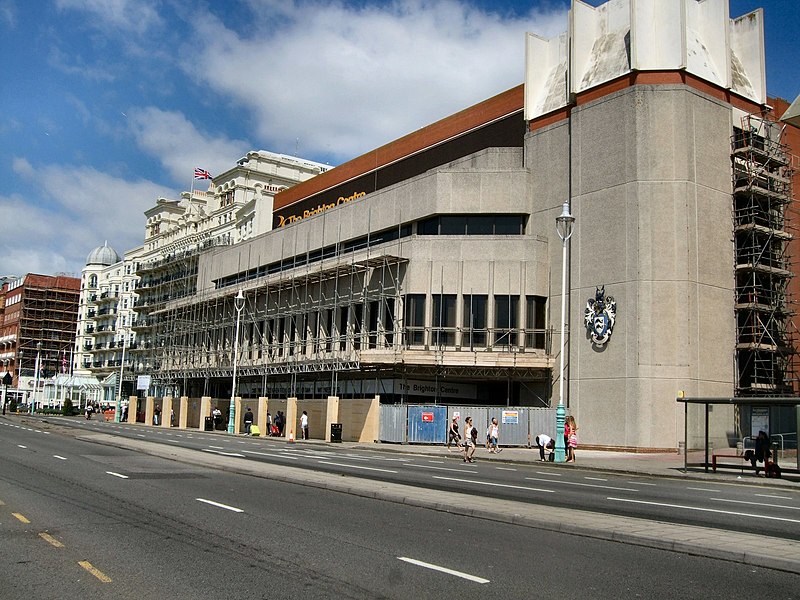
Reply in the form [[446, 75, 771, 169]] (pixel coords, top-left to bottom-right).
[[62, 398, 74, 416]]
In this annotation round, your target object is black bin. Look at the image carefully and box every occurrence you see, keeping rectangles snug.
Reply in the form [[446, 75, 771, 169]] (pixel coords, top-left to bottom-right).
[[204, 416, 214, 431], [330, 423, 343, 443]]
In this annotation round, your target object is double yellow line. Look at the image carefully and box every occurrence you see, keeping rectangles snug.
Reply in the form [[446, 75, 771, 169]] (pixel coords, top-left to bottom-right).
[[3, 502, 112, 583]]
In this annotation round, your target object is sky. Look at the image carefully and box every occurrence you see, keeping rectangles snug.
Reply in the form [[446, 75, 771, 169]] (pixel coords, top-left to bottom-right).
[[0, 0, 797, 278]]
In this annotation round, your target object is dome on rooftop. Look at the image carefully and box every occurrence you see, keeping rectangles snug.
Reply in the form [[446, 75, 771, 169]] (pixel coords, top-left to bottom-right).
[[86, 242, 121, 266]]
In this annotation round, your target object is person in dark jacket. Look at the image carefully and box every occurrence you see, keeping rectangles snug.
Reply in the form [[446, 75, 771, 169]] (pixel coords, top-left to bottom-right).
[[243, 407, 254, 434], [749, 430, 772, 476]]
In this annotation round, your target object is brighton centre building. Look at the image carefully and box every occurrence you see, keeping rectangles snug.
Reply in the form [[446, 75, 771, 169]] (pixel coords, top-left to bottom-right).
[[78, 0, 798, 450]]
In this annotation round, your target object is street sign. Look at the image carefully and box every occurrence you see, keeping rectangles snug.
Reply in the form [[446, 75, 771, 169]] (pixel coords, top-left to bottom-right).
[[2, 372, 12, 386], [421, 412, 434, 422], [136, 375, 151, 391]]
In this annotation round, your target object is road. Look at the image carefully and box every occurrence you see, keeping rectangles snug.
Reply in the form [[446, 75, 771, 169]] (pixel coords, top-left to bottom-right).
[[1, 416, 799, 599], [29, 415, 800, 541]]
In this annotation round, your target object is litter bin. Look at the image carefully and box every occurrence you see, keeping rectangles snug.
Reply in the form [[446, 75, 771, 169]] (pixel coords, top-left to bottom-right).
[[330, 423, 342, 443], [204, 416, 214, 431]]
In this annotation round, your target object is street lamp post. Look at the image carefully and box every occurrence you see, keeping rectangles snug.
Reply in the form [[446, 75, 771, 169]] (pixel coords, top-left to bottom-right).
[[228, 290, 245, 434], [554, 202, 575, 463], [115, 331, 127, 423], [32, 342, 42, 415]]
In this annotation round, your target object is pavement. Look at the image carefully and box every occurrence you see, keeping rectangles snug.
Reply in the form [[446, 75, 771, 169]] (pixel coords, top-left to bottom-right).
[[7, 414, 800, 575]]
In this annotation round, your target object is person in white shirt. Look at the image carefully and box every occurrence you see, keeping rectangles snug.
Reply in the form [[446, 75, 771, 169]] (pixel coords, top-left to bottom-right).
[[300, 410, 309, 440], [536, 433, 555, 461], [488, 417, 500, 453]]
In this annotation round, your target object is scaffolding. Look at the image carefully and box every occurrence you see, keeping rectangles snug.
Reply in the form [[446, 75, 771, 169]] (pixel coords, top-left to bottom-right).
[[732, 113, 797, 396]]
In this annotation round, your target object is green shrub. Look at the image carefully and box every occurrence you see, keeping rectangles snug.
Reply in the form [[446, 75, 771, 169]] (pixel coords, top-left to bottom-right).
[[62, 398, 74, 416]]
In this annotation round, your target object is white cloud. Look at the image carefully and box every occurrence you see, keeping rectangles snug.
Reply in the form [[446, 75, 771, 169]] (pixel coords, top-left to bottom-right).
[[54, 0, 162, 35], [127, 107, 251, 182], [183, 0, 568, 161], [6, 160, 174, 275]]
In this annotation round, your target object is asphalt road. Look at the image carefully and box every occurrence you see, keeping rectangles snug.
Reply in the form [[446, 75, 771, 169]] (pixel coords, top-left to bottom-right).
[[2, 417, 799, 599], [30, 416, 800, 541]]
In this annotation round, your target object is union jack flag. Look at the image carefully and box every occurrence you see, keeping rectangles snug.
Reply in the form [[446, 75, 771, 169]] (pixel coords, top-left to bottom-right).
[[194, 168, 212, 180]]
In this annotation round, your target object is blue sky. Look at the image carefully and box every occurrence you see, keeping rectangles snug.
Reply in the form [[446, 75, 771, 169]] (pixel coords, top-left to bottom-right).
[[0, 0, 797, 278]]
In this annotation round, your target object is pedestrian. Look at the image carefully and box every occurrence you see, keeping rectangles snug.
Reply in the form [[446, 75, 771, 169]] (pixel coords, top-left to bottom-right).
[[266, 411, 272, 432], [276, 411, 285, 436], [488, 417, 500, 453], [300, 410, 309, 440], [462, 416, 476, 463], [122, 405, 128, 422], [535, 433, 555, 461], [212, 406, 223, 429], [170, 408, 175, 426], [85, 403, 94, 420], [566, 415, 578, 462], [243, 407, 254, 435], [153, 405, 161, 425], [447, 416, 461, 450], [748, 430, 772, 476]]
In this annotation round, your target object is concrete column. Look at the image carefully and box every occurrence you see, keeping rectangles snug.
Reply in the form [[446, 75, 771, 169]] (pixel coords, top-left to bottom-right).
[[325, 395, 340, 442], [145, 396, 155, 426], [200, 396, 212, 430], [127, 396, 138, 424], [161, 396, 172, 428], [179, 396, 189, 429], [361, 395, 381, 443], [285, 397, 298, 440], [257, 397, 269, 435], [233, 396, 242, 435]]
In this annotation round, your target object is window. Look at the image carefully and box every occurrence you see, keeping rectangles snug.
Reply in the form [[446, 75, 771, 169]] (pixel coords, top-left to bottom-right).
[[416, 215, 524, 236], [404, 294, 426, 346], [463, 295, 487, 348], [525, 296, 547, 349], [432, 294, 457, 346], [494, 295, 519, 347]]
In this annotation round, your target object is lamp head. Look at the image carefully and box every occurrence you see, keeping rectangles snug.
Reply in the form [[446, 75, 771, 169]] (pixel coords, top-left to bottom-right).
[[234, 289, 245, 310], [555, 202, 575, 241]]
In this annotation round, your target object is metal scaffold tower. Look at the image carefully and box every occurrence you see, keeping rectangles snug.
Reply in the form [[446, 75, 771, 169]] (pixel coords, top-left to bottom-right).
[[732, 113, 797, 396]]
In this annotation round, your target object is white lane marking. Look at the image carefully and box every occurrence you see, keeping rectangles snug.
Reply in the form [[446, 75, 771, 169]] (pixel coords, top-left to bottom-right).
[[165, 439, 181, 444], [201, 449, 246, 458], [427, 460, 445, 464], [207, 445, 225, 450], [433, 476, 553, 493], [398, 557, 489, 584], [17, 445, 27, 449], [136, 434, 146, 438], [709, 497, 800, 511], [755, 494, 794, 500], [687, 487, 719, 492], [243, 450, 299, 460], [536, 471, 561, 476], [106, 471, 129, 479], [525, 477, 638, 492], [53, 455, 67, 460], [407, 464, 478, 474], [607, 497, 800, 524], [196, 498, 244, 513], [317, 461, 398, 473], [585, 477, 607, 481], [628, 481, 657, 486], [496, 467, 517, 471]]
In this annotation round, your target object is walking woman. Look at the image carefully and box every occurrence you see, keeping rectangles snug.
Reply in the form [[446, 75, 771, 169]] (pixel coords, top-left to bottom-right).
[[462, 416, 476, 463], [488, 417, 500, 453]]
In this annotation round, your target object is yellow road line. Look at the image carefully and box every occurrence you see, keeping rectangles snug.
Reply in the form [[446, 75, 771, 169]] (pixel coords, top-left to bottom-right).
[[78, 561, 112, 583], [12, 512, 30, 523], [39, 532, 64, 548]]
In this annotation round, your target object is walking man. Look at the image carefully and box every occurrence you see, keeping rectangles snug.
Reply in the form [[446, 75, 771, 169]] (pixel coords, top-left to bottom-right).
[[300, 410, 309, 440], [243, 407, 254, 435]]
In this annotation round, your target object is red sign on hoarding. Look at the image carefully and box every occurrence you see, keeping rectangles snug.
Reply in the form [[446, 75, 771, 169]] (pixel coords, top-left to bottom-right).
[[421, 412, 434, 422]]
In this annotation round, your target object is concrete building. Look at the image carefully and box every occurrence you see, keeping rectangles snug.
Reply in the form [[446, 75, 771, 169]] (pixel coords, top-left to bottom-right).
[[129, 0, 797, 450]]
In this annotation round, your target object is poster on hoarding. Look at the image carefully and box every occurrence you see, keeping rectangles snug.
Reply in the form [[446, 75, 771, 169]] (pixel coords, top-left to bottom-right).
[[502, 410, 519, 424]]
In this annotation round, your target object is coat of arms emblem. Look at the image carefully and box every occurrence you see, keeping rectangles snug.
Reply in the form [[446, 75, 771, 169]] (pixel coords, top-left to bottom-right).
[[584, 286, 616, 345]]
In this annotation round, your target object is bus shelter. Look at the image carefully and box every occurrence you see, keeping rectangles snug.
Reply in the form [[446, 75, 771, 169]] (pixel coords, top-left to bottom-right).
[[677, 396, 799, 474]]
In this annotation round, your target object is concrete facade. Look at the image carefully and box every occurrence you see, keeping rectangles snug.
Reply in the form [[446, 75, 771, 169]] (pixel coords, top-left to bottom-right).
[[527, 84, 737, 449]]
